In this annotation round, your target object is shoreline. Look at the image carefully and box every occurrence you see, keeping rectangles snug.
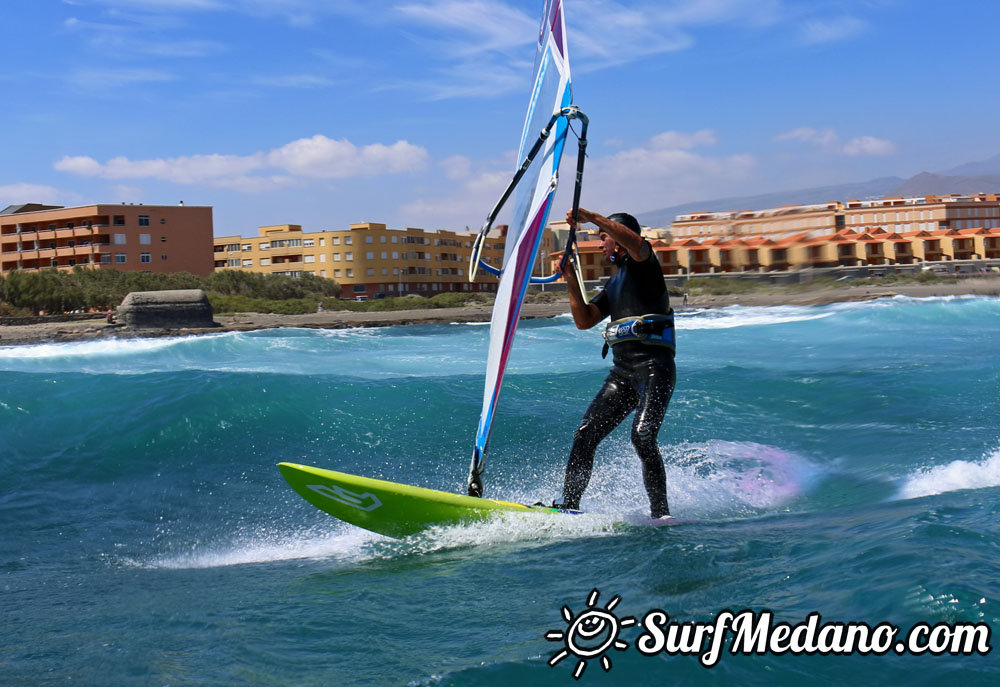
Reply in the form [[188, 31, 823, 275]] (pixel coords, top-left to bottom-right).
[[2, 278, 1000, 348]]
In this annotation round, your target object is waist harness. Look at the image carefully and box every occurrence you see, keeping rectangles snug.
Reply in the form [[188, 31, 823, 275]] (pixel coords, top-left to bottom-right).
[[601, 312, 675, 358]]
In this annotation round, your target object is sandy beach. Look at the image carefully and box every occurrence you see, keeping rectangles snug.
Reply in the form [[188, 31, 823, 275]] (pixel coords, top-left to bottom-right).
[[2, 277, 1000, 347]]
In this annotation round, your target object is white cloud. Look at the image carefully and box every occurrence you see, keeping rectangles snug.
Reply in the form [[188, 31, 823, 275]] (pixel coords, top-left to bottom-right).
[[249, 74, 336, 89], [69, 68, 177, 89], [53, 135, 430, 190], [267, 136, 428, 178], [649, 129, 717, 150], [0, 183, 74, 207], [774, 127, 839, 149], [401, 130, 755, 230], [394, 0, 536, 56], [440, 155, 472, 180], [799, 16, 867, 45], [775, 127, 895, 157], [842, 135, 895, 157], [583, 133, 756, 216]]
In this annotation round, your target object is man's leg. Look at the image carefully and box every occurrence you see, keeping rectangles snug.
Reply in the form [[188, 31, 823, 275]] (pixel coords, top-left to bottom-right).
[[630, 358, 676, 518], [560, 370, 637, 509]]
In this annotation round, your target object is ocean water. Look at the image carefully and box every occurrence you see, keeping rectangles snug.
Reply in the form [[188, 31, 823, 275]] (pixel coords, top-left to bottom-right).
[[1, 295, 998, 685]]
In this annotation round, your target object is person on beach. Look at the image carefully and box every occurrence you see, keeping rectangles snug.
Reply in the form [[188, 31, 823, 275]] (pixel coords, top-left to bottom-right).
[[557, 209, 676, 519]]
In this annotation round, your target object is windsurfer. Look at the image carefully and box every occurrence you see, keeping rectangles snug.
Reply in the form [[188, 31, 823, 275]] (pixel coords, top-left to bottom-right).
[[557, 209, 676, 518]]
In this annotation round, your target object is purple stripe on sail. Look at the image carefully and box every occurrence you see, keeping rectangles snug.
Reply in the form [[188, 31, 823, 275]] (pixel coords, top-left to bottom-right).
[[550, 0, 564, 57], [490, 195, 553, 400]]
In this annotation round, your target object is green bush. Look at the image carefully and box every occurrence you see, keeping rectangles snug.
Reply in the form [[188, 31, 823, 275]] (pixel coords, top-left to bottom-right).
[[209, 295, 318, 315], [0, 268, 342, 315]]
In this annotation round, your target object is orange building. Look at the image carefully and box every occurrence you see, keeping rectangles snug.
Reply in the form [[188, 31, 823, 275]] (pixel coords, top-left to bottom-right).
[[0, 203, 214, 276], [672, 194, 1000, 242], [214, 222, 558, 299], [552, 224, 1000, 277]]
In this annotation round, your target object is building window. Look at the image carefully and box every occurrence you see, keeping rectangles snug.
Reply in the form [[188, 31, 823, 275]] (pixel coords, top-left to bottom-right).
[[381, 251, 387, 259], [160, 218, 166, 225], [113, 216, 125, 226], [260, 258, 271, 266], [304, 239, 314, 247], [140, 233, 151, 245], [366, 252, 374, 259], [366, 236, 373, 244], [160, 236, 167, 243], [304, 255, 315, 263], [346, 269, 353, 277], [380, 236, 387, 243], [242, 259, 253, 267], [392, 236, 398, 244], [228, 258, 240, 267], [333, 254, 341, 261], [114, 233, 126, 245], [138, 216, 150, 226], [140, 253, 151, 263], [334, 269, 342, 277], [344, 236, 352, 245], [367, 268, 375, 276], [101, 254, 111, 264], [115, 253, 127, 264], [242, 244, 252, 251], [332, 237, 340, 245], [319, 254, 326, 263], [345, 252, 353, 261]]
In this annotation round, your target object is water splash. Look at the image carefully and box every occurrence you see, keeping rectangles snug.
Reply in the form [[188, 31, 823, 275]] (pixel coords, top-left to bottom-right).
[[898, 449, 1000, 500]]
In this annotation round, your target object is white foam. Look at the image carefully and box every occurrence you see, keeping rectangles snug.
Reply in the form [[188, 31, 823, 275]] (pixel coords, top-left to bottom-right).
[[142, 524, 382, 569], [677, 305, 832, 330], [898, 449, 1000, 500], [374, 510, 621, 557], [0, 333, 204, 359], [574, 439, 820, 520]]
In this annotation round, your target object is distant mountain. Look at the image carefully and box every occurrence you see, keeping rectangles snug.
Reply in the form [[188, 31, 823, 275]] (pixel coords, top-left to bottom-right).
[[941, 153, 1000, 177], [637, 177, 903, 228], [889, 171, 1000, 197]]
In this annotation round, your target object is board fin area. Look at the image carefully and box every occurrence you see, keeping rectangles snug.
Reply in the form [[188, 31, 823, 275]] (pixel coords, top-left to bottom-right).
[[278, 463, 577, 539]]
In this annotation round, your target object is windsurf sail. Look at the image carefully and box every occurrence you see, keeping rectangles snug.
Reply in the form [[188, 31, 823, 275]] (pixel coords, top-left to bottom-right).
[[467, 0, 588, 497]]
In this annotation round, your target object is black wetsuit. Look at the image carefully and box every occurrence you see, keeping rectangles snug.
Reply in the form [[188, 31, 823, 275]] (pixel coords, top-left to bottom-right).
[[561, 242, 675, 517]]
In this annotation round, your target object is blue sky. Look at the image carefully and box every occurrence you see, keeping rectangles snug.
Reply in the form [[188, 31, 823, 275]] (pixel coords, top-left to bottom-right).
[[3, 0, 1000, 237]]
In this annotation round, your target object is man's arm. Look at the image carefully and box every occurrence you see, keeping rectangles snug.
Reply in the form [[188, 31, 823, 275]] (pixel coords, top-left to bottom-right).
[[560, 255, 603, 330], [575, 208, 649, 261]]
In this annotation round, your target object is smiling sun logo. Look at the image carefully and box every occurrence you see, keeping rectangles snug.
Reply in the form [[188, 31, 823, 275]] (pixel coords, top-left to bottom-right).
[[545, 589, 636, 679]]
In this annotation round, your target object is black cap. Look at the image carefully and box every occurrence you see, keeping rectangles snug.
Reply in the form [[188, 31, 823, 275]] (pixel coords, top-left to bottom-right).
[[607, 212, 642, 236]]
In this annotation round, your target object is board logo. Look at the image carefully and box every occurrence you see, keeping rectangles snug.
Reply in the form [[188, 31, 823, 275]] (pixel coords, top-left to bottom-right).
[[545, 589, 636, 679], [307, 484, 383, 512]]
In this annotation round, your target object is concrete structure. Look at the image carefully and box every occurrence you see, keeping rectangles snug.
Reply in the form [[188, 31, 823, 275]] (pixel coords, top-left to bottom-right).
[[117, 289, 216, 329], [213, 222, 558, 299], [0, 203, 215, 276]]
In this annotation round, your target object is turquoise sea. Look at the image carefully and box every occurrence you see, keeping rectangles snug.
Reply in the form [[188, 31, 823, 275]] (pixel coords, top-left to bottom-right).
[[2, 295, 999, 685]]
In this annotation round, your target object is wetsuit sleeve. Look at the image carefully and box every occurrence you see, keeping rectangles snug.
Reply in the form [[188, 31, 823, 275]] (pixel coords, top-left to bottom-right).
[[633, 242, 669, 299]]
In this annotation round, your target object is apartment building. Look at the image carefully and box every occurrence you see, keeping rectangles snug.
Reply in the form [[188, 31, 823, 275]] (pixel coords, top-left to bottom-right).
[[554, 224, 1000, 276], [0, 203, 215, 276], [213, 222, 558, 299], [671, 194, 1000, 242]]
